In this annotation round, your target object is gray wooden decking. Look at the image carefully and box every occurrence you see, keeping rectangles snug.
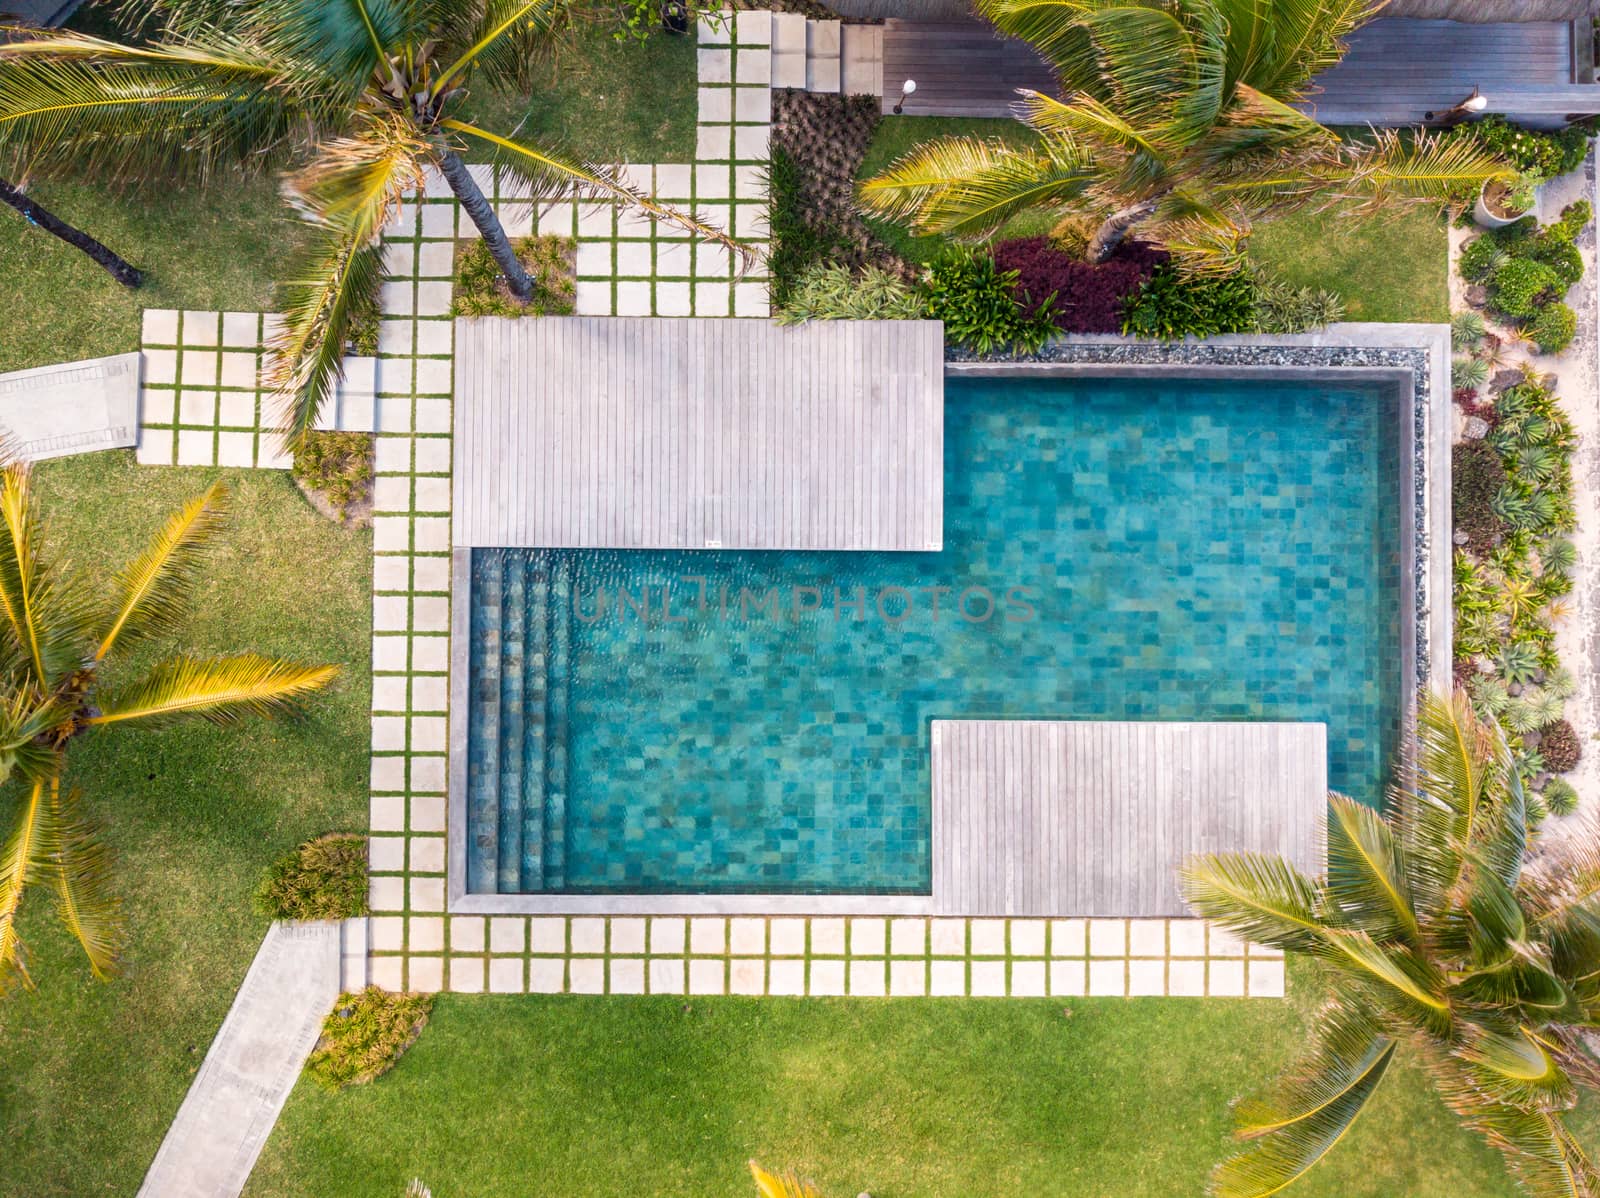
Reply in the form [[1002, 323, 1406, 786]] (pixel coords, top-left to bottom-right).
[[452, 317, 945, 551], [931, 720, 1327, 917], [878, 17, 1599, 125]]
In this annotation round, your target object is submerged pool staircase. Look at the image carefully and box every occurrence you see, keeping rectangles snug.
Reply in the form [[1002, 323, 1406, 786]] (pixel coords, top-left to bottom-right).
[[467, 550, 570, 894]]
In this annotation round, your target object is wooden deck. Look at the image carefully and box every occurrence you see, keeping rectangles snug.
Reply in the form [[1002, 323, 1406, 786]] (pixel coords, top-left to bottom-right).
[[931, 720, 1327, 917], [879, 17, 1599, 125], [452, 317, 945, 551]]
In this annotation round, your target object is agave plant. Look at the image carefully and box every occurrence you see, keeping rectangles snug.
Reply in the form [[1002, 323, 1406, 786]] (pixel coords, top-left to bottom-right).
[[857, 0, 1508, 268], [0, 0, 749, 448], [1181, 692, 1600, 1197], [0, 464, 336, 989], [1497, 640, 1545, 687], [1452, 309, 1487, 351], [1454, 355, 1492, 392]]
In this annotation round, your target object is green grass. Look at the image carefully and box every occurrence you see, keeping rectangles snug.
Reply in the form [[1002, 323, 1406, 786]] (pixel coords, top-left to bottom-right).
[[0, 171, 310, 374], [248, 978, 1591, 1198], [856, 116, 1050, 266], [0, 452, 371, 1197], [1248, 207, 1451, 323], [457, 16, 697, 166]]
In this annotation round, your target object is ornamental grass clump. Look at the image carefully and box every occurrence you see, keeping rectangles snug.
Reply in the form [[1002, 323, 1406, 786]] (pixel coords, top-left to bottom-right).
[[254, 833, 369, 921], [452, 235, 575, 318], [776, 261, 924, 324], [306, 986, 434, 1089]]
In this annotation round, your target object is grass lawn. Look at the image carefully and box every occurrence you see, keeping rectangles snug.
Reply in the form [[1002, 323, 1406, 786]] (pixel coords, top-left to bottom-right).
[[0, 453, 371, 1196], [1247, 207, 1450, 323], [247, 975, 1586, 1198], [457, 15, 697, 166], [0, 172, 310, 375], [856, 116, 1052, 266]]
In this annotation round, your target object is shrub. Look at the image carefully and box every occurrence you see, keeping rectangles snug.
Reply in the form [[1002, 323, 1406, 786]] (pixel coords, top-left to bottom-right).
[[254, 833, 369, 920], [292, 431, 373, 521], [1121, 265, 1257, 339], [1530, 302, 1577, 355], [1543, 775, 1580, 816], [1452, 356, 1489, 391], [1451, 310, 1486, 350], [1488, 257, 1560, 319], [1458, 234, 1507, 283], [1253, 277, 1344, 333], [1524, 235, 1584, 290], [1453, 440, 1509, 548], [990, 236, 1167, 333], [1456, 115, 1590, 178], [1558, 198, 1592, 235], [921, 249, 1057, 354], [306, 987, 434, 1090], [1539, 718, 1582, 773], [776, 261, 924, 324], [452, 235, 574, 317]]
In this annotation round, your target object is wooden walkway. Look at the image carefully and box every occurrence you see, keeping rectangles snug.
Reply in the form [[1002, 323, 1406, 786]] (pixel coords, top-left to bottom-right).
[[930, 720, 1327, 917], [452, 317, 945, 551], [879, 17, 1598, 125]]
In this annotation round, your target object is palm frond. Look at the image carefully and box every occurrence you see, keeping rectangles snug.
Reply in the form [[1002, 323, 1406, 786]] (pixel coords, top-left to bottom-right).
[[1325, 793, 1418, 945], [1250, 0, 1384, 100], [1214, 1002, 1395, 1198], [857, 133, 1096, 239], [1298, 129, 1511, 217], [0, 460, 85, 688], [433, 0, 566, 94], [0, 690, 67, 789], [0, 779, 46, 993], [749, 1161, 821, 1198], [1438, 1076, 1600, 1197], [1452, 1026, 1575, 1110], [1178, 851, 1327, 954], [87, 653, 338, 728], [96, 481, 228, 661], [0, 30, 323, 179], [442, 119, 756, 273], [44, 779, 123, 982]]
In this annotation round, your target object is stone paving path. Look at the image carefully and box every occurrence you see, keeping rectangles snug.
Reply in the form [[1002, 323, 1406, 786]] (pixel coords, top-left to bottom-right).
[[136, 922, 345, 1198]]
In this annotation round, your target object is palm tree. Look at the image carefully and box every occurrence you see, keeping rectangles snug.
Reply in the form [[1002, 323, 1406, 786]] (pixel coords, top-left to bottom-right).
[[0, 175, 145, 287], [0, 0, 748, 446], [1180, 691, 1600, 1198], [750, 1162, 822, 1198], [0, 462, 336, 991], [858, 0, 1509, 268]]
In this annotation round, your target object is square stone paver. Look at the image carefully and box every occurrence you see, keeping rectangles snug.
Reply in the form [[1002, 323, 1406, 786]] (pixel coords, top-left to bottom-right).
[[767, 919, 805, 956], [689, 958, 726, 995], [569, 958, 605, 994], [143, 349, 178, 386], [1050, 959, 1087, 996], [408, 957, 444, 993], [610, 918, 647, 955], [697, 48, 731, 83], [610, 958, 646, 995], [529, 959, 566, 993], [768, 958, 805, 996], [849, 917, 886, 957], [1209, 960, 1246, 997], [889, 959, 926, 996], [1011, 920, 1046, 957], [1128, 960, 1166, 996], [1168, 959, 1206, 997], [690, 917, 726, 955], [370, 915, 404, 952], [930, 959, 966, 996], [142, 308, 180, 344], [698, 87, 732, 122], [649, 957, 686, 994], [409, 836, 445, 873], [570, 917, 606, 954], [1248, 959, 1286, 997], [368, 835, 404, 871], [1168, 920, 1207, 957], [1129, 919, 1167, 957], [176, 429, 214, 466], [217, 431, 254, 467], [930, 919, 966, 956], [728, 918, 765, 955], [1010, 960, 1047, 997], [490, 917, 526, 954], [848, 959, 885, 996], [1087, 960, 1127, 996], [1089, 919, 1128, 957], [369, 956, 403, 990], [489, 958, 525, 993], [969, 960, 1007, 997], [529, 917, 566, 953], [809, 918, 845, 955], [808, 959, 845, 996], [889, 918, 925, 957], [450, 916, 485, 953], [650, 916, 686, 954], [449, 958, 485, 993], [730, 958, 766, 995], [968, 919, 1006, 956]]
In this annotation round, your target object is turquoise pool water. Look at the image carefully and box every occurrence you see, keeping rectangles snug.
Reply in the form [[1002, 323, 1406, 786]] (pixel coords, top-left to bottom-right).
[[465, 375, 1403, 895]]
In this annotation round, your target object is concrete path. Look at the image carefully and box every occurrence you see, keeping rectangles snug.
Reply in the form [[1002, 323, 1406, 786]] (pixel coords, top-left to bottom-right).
[[137, 922, 342, 1198]]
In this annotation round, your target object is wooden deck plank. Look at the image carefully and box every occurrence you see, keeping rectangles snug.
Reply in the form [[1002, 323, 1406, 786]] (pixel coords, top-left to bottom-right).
[[931, 720, 1326, 917], [879, 17, 1598, 125], [453, 316, 945, 551]]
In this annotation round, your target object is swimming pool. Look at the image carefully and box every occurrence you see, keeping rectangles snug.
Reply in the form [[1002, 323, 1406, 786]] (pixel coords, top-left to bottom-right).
[[463, 374, 1404, 897]]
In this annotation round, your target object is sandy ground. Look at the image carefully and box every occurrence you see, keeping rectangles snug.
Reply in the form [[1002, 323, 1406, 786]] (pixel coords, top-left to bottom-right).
[[1450, 149, 1600, 853]]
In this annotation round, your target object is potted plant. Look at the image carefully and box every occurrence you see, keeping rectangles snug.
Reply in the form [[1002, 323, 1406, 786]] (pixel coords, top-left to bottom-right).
[[1475, 172, 1540, 228], [662, 0, 690, 34]]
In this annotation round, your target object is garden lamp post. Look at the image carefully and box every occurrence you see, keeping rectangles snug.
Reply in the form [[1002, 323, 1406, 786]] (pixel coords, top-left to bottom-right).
[[893, 79, 917, 115], [1426, 87, 1488, 125]]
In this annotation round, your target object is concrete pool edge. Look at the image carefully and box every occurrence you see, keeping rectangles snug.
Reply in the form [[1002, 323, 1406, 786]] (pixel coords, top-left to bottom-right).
[[446, 323, 1451, 918]]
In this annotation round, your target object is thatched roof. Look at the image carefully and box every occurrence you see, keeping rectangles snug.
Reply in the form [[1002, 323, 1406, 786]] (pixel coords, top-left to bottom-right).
[[1381, 0, 1591, 19]]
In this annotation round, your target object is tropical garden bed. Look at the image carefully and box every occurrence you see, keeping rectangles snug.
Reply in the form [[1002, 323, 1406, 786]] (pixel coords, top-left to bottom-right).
[[0, 454, 370, 1196]]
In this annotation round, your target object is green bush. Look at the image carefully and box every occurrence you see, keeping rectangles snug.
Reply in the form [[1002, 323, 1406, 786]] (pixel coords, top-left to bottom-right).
[[1455, 114, 1591, 178], [254, 833, 369, 921], [921, 249, 1057, 354], [306, 987, 434, 1090], [292, 431, 374, 520], [1121, 265, 1258, 339], [776, 261, 924, 324], [1450, 310, 1486, 350], [1488, 257, 1560, 319], [1558, 198, 1592, 234], [1452, 356, 1489, 391], [1252, 276, 1343, 334], [451, 235, 575, 317], [1530, 302, 1577, 355], [1524, 236, 1584, 290], [1543, 775, 1580, 816], [1539, 718, 1582, 773], [1452, 440, 1508, 548], [1457, 234, 1506, 283]]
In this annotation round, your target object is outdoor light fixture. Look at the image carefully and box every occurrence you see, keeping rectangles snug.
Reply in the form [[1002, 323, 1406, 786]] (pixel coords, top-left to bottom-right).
[[1425, 86, 1488, 125], [893, 79, 917, 115]]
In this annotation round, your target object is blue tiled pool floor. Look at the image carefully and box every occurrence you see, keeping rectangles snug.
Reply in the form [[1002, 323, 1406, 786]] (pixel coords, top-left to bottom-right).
[[466, 376, 1402, 895]]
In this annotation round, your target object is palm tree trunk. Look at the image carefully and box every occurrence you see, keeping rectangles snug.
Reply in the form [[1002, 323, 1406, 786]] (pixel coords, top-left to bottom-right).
[[1087, 199, 1158, 263], [437, 151, 534, 300], [0, 177, 143, 288]]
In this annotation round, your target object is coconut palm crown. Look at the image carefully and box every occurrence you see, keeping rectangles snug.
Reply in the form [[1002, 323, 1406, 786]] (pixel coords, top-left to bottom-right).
[[0, 0, 749, 447], [1181, 691, 1600, 1198], [859, 0, 1509, 267], [0, 464, 336, 992]]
